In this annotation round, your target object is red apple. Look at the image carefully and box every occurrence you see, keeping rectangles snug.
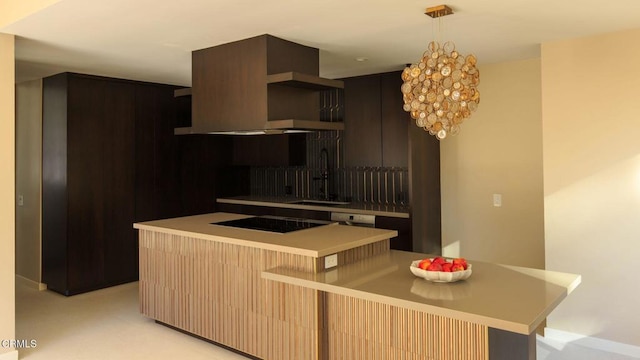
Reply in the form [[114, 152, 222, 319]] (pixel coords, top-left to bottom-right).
[[418, 259, 431, 270], [453, 258, 468, 270], [451, 264, 465, 272], [441, 263, 453, 272], [431, 257, 446, 265], [426, 262, 443, 271]]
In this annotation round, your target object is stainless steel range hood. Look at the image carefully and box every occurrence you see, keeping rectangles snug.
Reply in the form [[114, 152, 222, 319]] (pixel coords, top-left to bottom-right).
[[176, 35, 345, 135]]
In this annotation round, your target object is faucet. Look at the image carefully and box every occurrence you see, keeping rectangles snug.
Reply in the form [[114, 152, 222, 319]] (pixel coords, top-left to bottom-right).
[[317, 148, 329, 200]]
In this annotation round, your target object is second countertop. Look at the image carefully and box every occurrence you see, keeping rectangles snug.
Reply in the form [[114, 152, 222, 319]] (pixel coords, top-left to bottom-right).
[[262, 250, 581, 335], [217, 196, 410, 218]]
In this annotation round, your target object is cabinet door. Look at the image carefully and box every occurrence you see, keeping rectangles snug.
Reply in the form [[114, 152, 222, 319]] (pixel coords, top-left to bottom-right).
[[134, 85, 157, 222], [343, 75, 382, 167], [376, 216, 412, 251], [66, 75, 108, 292], [344, 71, 409, 168], [232, 134, 305, 166], [380, 72, 409, 168], [135, 83, 182, 221], [102, 79, 136, 285], [66, 75, 138, 289]]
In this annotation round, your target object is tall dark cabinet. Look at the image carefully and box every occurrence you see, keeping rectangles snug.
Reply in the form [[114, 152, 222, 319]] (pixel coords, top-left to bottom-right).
[[42, 73, 181, 295], [342, 70, 441, 253]]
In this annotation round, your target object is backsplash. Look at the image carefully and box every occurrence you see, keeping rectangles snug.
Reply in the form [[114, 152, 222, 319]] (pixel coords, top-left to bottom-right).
[[249, 131, 409, 205]]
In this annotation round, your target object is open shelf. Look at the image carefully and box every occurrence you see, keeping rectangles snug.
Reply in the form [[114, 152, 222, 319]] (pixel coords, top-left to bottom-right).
[[267, 72, 344, 90], [173, 88, 192, 97]]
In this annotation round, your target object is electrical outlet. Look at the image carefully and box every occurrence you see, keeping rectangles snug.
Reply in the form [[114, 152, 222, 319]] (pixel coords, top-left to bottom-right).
[[324, 254, 338, 269], [493, 193, 502, 207], [18, 195, 24, 206]]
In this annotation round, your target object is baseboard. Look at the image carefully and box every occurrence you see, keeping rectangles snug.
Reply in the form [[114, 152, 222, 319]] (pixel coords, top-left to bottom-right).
[[15, 274, 47, 291], [544, 327, 640, 358], [0, 349, 18, 360]]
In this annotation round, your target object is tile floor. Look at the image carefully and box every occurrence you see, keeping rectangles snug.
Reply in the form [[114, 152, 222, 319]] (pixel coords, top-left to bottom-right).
[[15, 282, 638, 359]]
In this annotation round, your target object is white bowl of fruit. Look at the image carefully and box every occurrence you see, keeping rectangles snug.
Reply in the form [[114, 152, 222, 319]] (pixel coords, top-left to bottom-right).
[[410, 257, 472, 283]]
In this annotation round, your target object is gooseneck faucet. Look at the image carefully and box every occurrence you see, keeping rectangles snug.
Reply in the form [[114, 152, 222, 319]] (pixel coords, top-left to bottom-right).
[[319, 148, 329, 200]]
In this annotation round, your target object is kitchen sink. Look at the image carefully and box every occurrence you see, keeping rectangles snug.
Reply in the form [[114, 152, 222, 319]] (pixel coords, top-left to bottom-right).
[[289, 200, 351, 206]]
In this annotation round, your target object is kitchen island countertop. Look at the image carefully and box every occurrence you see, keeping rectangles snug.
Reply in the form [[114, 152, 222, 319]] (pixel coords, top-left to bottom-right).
[[134, 212, 397, 258], [263, 249, 581, 335]]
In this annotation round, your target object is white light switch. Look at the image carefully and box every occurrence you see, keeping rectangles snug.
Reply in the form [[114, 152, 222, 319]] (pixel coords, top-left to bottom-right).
[[493, 193, 502, 207]]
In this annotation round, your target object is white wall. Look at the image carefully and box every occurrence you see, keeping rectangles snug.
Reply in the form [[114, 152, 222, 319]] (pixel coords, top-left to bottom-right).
[[542, 28, 640, 347], [440, 58, 545, 269], [2, 4, 61, 358], [0, 32, 16, 359]]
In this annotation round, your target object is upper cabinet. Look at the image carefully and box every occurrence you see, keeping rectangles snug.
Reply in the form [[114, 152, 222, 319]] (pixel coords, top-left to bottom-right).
[[232, 133, 306, 167], [181, 34, 344, 135], [343, 71, 409, 168]]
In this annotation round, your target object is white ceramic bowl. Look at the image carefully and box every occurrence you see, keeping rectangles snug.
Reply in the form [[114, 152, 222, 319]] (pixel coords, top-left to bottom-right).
[[409, 259, 472, 283]]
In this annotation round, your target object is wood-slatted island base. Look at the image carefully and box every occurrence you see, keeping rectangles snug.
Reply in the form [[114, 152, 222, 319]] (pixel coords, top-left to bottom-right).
[[133, 212, 397, 360], [263, 250, 581, 360]]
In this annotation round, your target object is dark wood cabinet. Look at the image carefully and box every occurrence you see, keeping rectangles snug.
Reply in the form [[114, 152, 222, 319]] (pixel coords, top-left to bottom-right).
[[376, 216, 412, 251], [380, 72, 409, 168], [343, 71, 409, 168], [409, 124, 441, 254], [134, 83, 186, 221], [344, 74, 382, 167], [343, 70, 440, 253], [232, 134, 306, 166], [43, 73, 136, 294], [42, 73, 184, 295]]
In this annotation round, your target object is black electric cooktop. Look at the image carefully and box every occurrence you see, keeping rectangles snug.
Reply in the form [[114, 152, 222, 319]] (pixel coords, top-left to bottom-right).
[[213, 215, 333, 234]]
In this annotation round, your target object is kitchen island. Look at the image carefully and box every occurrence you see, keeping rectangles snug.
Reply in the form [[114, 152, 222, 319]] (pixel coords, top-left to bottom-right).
[[133, 212, 396, 359], [134, 213, 580, 360]]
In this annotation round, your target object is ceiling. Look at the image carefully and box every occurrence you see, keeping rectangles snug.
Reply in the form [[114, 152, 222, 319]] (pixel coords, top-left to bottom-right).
[[4, 0, 640, 86]]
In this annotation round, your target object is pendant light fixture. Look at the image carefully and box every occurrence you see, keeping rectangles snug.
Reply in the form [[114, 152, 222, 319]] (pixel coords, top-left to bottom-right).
[[401, 5, 480, 140]]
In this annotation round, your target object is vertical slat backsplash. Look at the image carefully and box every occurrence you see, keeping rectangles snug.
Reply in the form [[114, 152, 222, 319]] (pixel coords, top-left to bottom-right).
[[250, 165, 408, 204], [249, 130, 409, 206]]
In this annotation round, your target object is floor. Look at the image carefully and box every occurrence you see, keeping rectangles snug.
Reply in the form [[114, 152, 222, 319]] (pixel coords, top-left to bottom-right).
[[15, 282, 638, 360]]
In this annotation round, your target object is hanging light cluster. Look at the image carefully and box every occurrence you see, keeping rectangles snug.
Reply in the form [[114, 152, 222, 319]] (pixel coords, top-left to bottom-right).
[[401, 5, 480, 140]]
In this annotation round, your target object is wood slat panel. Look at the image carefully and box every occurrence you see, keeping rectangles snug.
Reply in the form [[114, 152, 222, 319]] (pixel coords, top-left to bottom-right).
[[325, 292, 489, 360], [139, 229, 392, 359], [139, 229, 319, 358]]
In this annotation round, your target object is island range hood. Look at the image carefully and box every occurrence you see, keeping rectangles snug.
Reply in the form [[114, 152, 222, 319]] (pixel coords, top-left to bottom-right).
[[175, 34, 344, 135]]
